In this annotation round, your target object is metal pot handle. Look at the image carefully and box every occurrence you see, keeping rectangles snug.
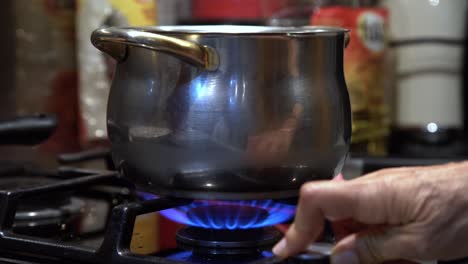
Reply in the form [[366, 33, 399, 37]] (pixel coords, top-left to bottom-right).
[[91, 27, 219, 71], [0, 114, 57, 146]]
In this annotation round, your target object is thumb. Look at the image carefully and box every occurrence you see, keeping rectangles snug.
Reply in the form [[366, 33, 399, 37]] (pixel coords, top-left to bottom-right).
[[332, 227, 416, 264]]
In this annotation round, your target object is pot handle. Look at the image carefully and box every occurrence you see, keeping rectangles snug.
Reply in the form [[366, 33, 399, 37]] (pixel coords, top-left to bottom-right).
[[91, 27, 219, 71], [0, 114, 57, 146]]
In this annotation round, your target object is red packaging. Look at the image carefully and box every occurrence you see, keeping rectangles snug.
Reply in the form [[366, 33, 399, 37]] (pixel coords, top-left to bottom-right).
[[192, 0, 293, 20], [311, 7, 390, 154]]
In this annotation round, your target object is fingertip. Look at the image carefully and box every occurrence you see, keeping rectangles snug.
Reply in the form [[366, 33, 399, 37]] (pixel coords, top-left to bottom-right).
[[272, 238, 287, 258], [273, 224, 316, 259]]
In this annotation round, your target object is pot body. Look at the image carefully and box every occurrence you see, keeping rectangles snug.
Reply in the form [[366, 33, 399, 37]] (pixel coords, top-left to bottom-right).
[[93, 26, 351, 200]]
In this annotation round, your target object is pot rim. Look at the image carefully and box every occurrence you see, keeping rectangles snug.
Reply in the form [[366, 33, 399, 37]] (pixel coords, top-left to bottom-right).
[[119, 25, 349, 36]]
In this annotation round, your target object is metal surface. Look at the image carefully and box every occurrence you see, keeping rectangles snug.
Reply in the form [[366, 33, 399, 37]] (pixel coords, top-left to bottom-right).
[[0, 169, 190, 264], [58, 148, 114, 170], [92, 27, 219, 70], [0, 115, 57, 146], [176, 227, 282, 255], [15, 197, 84, 220], [92, 25, 352, 200]]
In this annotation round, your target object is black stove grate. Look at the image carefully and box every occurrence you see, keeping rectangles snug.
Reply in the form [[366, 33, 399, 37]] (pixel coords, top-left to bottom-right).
[[0, 168, 293, 264]]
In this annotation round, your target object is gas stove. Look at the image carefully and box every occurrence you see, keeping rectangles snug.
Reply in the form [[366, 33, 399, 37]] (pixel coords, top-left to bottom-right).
[[0, 162, 331, 264]]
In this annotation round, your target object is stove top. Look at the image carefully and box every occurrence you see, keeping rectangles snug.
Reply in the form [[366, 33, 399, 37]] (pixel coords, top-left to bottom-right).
[[0, 163, 329, 264]]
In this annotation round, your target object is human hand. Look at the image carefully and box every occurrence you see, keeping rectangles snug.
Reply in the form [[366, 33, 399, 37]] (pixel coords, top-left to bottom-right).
[[273, 161, 468, 263]]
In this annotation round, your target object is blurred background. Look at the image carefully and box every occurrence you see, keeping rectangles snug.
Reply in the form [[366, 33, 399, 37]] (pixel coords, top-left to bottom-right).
[[0, 0, 466, 166]]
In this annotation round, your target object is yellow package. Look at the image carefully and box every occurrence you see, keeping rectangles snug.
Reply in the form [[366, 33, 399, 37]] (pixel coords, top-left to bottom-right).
[[109, 0, 157, 26]]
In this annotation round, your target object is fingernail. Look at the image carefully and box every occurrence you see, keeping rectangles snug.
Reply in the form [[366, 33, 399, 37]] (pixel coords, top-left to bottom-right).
[[272, 238, 287, 257], [331, 250, 359, 264]]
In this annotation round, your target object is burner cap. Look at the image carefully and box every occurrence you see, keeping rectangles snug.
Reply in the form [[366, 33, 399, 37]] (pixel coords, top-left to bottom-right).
[[176, 226, 282, 255]]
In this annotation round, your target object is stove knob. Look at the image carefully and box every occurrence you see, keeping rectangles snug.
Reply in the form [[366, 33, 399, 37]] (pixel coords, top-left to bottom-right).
[[286, 253, 330, 264]]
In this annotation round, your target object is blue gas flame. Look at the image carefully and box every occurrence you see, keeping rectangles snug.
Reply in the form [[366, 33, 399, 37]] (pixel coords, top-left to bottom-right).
[[159, 200, 295, 230]]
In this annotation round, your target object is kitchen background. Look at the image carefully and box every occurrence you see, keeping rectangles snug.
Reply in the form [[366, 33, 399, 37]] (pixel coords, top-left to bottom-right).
[[2, 0, 467, 165], [0, 0, 466, 259]]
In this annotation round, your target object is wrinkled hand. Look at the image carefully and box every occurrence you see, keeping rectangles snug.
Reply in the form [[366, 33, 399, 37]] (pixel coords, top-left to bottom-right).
[[246, 104, 303, 165], [273, 162, 468, 263]]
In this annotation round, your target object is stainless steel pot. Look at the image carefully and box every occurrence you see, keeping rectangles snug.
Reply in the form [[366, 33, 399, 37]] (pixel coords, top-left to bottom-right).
[[91, 25, 351, 200]]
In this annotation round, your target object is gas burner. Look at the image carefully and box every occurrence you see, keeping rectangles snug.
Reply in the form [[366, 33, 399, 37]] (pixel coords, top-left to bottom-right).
[[14, 197, 85, 238], [160, 200, 295, 229], [0, 175, 86, 238], [0, 166, 334, 263], [176, 226, 282, 255]]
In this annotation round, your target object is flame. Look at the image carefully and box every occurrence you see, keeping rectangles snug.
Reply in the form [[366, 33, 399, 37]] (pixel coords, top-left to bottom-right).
[[159, 200, 295, 230]]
